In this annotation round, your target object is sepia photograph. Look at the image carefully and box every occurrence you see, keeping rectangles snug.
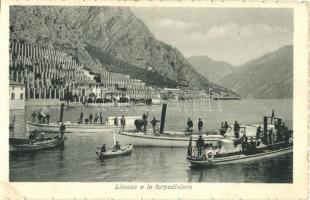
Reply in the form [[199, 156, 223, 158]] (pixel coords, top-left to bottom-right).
[[8, 5, 295, 183], [1, 0, 309, 199]]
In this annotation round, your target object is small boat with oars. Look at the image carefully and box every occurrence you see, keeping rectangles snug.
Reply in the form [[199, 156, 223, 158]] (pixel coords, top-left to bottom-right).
[[187, 115, 293, 167], [10, 134, 66, 152], [96, 144, 133, 159]]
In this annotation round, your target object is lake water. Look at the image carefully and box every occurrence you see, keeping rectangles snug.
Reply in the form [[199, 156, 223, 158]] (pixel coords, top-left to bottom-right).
[[9, 99, 293, 182]]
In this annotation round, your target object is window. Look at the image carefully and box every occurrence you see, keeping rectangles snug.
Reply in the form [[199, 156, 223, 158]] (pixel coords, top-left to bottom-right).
[[11, 93, 15, 100], [12, 87, 14, 91], [20, 93, 24, 100]]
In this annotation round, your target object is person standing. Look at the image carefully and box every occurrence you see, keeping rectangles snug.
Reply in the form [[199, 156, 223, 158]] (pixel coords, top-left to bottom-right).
[[196, 135, 205, 157], [99, 112, 103, 124], [31, 111, 37, 123], [233, 121, 240, 139], [256, 126, 262, 140], [59, 122, 66, 138], [120, 115, 126, 131], [198, 118, 203, 134], [142, 113, 148, 134], [114, 116, 118, 127], [89, 113, 93, 124], [151, 117, 160, 134], [94, 113, 98, 123], [79, 112, 84, 124], [187, 118, 193, 132]]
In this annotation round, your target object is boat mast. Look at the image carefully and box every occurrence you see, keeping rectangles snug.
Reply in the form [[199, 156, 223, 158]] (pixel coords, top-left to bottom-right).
[[60, 103, 65, 123]]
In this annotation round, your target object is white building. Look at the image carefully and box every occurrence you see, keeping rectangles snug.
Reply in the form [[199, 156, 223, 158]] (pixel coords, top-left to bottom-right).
[[10, 81, 25, 110]]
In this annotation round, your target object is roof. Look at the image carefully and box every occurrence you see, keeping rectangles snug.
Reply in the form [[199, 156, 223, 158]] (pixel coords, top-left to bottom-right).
[[74, 79, 100, 85], [10, 81, 25, 86]]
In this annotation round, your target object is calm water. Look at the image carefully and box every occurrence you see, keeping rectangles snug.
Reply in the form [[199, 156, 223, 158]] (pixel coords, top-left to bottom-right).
[[9, 99, 293, 182]]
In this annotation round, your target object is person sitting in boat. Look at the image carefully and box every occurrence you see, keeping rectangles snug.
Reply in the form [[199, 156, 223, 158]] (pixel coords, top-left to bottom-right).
[[40, 132, 45, 140], [113, 141, 121, 152], [151, 117, 160, 134], [196, 135, 205, 157], [120, 115, 126, 131], [59, 122, 66, 138], [187, 118, 193, 133], [240, 133, 248, 152], [45, 113, 50, 124], [233, 121, 240, 138], [101, 144, 107, 153], [29, 130, 38, 140], [198, 118, 203, 134], [94, 114, 98, 123]]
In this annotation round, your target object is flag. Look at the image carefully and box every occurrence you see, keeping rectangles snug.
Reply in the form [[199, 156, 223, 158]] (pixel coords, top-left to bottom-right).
[[271, 109, 275, 123]]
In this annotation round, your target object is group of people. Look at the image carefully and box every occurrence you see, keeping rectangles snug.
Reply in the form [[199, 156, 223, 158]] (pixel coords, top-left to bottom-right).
[[114, 115, 126, 131], [31, 111, 50, 124], [255, 122, 292, 145], [100, 141, 121, 153], [79, 112, 103, 124], [186, 118, 204, 134]]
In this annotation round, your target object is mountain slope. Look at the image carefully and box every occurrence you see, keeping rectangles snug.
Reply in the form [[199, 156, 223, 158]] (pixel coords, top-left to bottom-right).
[[9, 6, 238, 97], [219, 46, 293, 99], [187, 56, 234, 83]]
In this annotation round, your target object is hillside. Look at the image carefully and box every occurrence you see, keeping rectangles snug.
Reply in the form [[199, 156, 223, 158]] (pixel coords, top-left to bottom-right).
[[9, 6, 239, 97], [187, 56, 234, 83], [219, 46, 293, 99]]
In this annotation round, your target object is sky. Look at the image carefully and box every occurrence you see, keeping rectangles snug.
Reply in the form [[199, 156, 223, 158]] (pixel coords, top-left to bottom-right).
[[131, 7, 293, 66]]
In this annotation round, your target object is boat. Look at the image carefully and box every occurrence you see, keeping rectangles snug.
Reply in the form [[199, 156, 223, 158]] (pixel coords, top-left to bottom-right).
[[27, 116, 139, 133], [96, 144, 133, 159], [187, 114, 293, 167], [10, 135, 66, 152], [115, 130, 222, 147], [187, 141, 292, 167]]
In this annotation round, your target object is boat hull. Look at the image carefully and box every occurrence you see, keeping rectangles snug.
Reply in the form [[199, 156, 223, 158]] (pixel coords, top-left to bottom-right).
[[96, 144, 133, 159], [10, 137, 66, 152], [187, 146, 292, 167], [27, 122, 133, 133], [116, 131, 222, 147]]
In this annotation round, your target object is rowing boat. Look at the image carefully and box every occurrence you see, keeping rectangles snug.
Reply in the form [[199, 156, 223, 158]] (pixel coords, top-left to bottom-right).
[[96, 144, 133, 159], [10, 135, 67, 152]]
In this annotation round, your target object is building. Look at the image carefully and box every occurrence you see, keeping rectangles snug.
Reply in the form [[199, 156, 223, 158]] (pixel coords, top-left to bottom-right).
[[10, 81, 25, 110]]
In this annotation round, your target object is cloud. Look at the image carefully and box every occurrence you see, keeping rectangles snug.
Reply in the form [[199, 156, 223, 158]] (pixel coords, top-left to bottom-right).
[[203, 23, 291, 39], [142, 17, 292, 65], [152, 18, 199, 31]]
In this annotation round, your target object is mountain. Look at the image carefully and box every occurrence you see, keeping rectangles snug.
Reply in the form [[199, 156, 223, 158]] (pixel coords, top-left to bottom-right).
[[9, 6, 239, 97], [219, 46, 293, 99], [187, 56, 234, 83]]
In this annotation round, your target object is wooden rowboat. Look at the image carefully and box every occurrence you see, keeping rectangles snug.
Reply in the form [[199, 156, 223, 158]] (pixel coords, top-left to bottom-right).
[[96, 144, 133, 159], [10, 135, 66, 152]]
